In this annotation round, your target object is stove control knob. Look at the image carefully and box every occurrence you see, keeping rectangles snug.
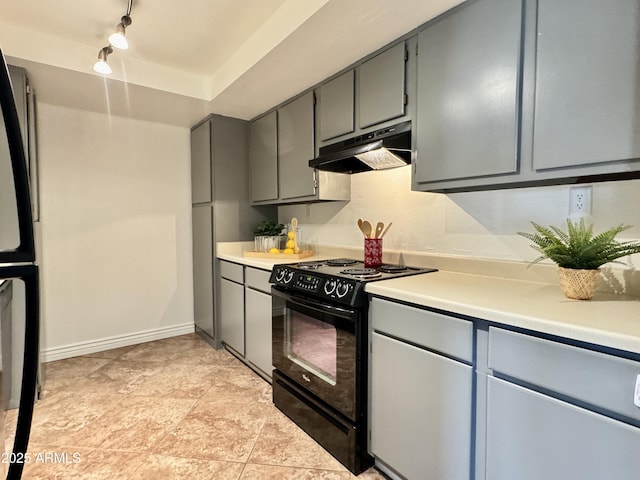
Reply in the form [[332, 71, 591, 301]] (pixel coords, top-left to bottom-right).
[[324, 279, 337, 295], [275, 268, 286, 283], [336, 281, 351, 298], [283, 270, 294, 284]]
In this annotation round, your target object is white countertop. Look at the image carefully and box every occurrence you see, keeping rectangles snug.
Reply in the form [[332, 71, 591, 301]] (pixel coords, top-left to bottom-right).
[[216, 242, 640, 356], [366, 271, 640, 355], [216, 241, 336, 270]]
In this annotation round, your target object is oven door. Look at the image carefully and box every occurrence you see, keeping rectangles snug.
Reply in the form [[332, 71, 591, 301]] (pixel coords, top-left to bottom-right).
[[272, 286, 359, 421]]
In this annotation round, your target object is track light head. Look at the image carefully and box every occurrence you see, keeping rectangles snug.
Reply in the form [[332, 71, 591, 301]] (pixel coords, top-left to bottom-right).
[[109, 15, 132, 50], [93, 46, 113, 75]]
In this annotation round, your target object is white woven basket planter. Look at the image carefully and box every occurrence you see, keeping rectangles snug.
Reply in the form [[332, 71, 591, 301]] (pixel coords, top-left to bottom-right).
[[557, 267, 600, 300]]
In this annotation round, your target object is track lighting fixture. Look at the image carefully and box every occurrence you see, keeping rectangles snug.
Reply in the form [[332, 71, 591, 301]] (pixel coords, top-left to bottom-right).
[[93, 46, 113, 75], [109, 14, 132, 50], [92, 0, 133, 74]]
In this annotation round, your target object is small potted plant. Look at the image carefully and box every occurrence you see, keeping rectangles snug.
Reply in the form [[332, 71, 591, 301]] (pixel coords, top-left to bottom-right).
[[253, 220, 285, 252], [518, 218, 640, 300]]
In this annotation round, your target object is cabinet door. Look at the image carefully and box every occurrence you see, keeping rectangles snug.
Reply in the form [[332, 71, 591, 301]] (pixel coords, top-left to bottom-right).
[[278, 92, 316, 200], [318, 71, 355, 141], [532, 0, 640, 171], [358, 42, 406, 129], [192, 205, 213, 338], [219, 277, 244, 355], [190, 121, 211, 204], [486, 377, 640, 480], [249, 111, 278, 203], [244, 286, 272, 377], [415, 0, 523, 184], [370, 332, 473, 480]]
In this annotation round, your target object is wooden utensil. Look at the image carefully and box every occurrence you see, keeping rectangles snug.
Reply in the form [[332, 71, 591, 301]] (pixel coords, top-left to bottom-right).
[[357, 218, 367, 238], [362, 220, 373, 239], [380, 222, 393, 238], [375, 222, 384, 239]]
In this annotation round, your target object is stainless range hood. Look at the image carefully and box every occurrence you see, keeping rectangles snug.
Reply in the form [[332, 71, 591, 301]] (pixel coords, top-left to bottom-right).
[[309, 121, 412, 174]]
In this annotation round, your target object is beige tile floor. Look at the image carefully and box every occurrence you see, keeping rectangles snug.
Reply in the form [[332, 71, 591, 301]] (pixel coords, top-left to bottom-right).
[[10, 334, 387, 479]]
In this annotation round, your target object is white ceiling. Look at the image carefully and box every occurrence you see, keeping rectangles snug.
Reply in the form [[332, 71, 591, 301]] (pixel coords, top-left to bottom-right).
[[0, 0, 464, 126]]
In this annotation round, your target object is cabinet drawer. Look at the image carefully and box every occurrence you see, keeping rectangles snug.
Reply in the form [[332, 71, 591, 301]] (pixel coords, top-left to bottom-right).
[[245, 267, 271, 293], [371, 298, 473, 362], [489, 327, 640, 422], [219, 260, 243, 283]]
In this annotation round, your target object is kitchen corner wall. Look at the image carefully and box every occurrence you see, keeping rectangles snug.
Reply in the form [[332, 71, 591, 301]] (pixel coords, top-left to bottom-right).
[[279, 166, 640, 267], [36, 103, 194, 360]]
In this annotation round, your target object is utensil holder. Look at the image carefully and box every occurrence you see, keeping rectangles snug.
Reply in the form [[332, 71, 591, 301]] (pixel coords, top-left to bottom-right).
[[364, 238, 383, 267]]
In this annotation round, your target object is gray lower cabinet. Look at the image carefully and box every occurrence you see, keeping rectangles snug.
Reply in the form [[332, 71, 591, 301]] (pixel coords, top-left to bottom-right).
[[218, 261, 245, 356], [413, 0, 522, 186], [486, 377, 640, 480], [219, 262, 273, 379], [244, 267, 272, 377], [369, 298, 473, 480], [484, 327, 640, 480], [192, 205, 214, 338]]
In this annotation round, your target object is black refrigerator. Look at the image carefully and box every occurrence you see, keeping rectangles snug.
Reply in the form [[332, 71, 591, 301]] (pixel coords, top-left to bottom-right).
[[0, 49, 40, 480]]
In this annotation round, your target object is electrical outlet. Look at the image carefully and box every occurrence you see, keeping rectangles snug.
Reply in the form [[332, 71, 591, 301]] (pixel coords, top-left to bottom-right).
[[569, 186, 592, 217]]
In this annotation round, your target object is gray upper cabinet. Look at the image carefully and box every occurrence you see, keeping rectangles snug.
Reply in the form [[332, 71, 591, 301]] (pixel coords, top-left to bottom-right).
[[318, 70, 355, 142], [413, 0, 640, 193], [249, 111, 278, 203], [414, 0, 523, 185], [358, 42, 406, 129], [532, 0, 640, 172], [191, 121, 212, 204], [250, 94, 350, 205], [278, 92, 316, 200]]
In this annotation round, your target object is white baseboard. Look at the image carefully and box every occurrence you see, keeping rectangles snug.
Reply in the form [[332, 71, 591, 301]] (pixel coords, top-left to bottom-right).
[[41, 323, 196, 362]]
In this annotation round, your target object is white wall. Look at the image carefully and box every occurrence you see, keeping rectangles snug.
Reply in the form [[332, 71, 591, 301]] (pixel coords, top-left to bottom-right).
[[36, 103, 194, 360], [279, 166, 640, 266]]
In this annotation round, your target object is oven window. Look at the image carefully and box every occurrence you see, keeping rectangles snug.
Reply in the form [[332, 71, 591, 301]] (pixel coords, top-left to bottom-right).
[[285, 309, 337, 385]]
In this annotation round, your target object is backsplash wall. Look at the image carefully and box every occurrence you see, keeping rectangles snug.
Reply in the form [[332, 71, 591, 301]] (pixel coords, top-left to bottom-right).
[[279, 166, 640, 266]]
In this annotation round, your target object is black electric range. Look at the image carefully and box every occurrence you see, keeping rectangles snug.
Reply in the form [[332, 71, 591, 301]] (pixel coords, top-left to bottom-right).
[[270, 258, 437, 307]]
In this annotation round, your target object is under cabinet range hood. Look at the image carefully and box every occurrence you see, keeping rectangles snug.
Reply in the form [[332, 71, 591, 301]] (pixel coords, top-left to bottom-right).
[[309, 121, 412, 174]]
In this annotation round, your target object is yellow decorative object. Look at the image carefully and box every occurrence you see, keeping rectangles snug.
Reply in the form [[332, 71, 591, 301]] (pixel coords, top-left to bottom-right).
[[286, 239, 295, 249], [283, 248, 294, 254], [287, 231, 295, 240], [268, 248, 280, 254]]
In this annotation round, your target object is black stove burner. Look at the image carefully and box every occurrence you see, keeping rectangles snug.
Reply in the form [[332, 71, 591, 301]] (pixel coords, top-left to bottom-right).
[[296, 261, 324, 270], [325, 258, 358, 267], [378, 264, 409, 273], [341, 268, 382, 279]]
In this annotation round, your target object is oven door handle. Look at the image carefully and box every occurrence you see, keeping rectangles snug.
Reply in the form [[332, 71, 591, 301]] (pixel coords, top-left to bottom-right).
[[272, 287, 358, 319]]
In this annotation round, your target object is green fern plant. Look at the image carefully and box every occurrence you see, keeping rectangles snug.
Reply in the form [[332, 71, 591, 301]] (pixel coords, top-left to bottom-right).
[[517, 218, 640, 269]]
